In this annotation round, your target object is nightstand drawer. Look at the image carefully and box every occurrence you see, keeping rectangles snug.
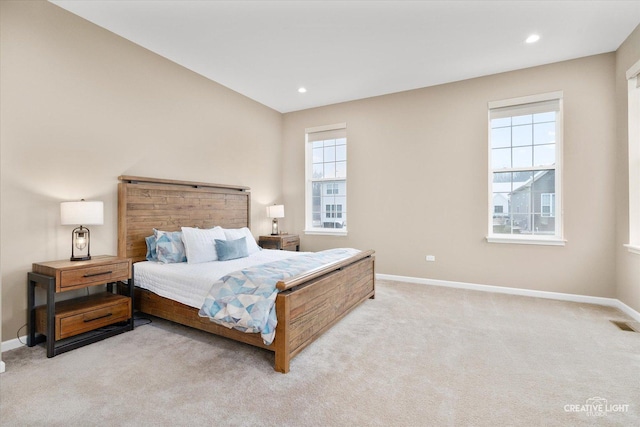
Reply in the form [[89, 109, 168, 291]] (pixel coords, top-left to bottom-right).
[[259, 234, 300, 251], [59, 261, 129, 291], [281, 235, 300, 250], [36, 293, 131, 340]]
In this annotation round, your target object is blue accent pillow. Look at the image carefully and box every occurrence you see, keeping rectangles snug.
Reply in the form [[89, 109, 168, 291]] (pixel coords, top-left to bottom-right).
[[155, 230, 187, 263], [145, 235, 158, 261], [215, 237, 249, 261]]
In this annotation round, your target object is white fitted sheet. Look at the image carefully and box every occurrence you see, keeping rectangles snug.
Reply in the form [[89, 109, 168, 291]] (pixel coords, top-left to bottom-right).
[[134, 249, 307, 309]]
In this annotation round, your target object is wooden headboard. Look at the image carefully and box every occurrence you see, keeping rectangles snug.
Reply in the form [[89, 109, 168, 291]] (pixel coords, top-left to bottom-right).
[[118, 176, 251, 263]]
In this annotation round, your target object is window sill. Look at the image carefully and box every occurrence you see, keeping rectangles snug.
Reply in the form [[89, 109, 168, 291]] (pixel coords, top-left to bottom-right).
[[486, 235, 566, 246], [624, 244, 640, 255], [304, 229, 348, 237]]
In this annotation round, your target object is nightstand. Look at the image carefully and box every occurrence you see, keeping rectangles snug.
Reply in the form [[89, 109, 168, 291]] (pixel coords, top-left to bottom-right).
[[258, 234, 300, 251], [27, 255, 134, 358]]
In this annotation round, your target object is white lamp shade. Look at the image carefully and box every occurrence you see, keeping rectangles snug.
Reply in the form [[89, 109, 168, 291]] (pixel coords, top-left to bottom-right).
[[266, 204, 285, 218], [61, 201, 104, 225]]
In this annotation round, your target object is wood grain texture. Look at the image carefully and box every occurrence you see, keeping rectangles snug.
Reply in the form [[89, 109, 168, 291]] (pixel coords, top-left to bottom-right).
[[118, 176, 375, 373], [119, 175, 250, 191], [277, 249, 375, 291], [118, 178, 250, 263], [259, 234, 300, 251], [286, 256, 375, 355], [135, 288, 271, 350], [35, 292, 131, 340], [32, 255, 131, 293]]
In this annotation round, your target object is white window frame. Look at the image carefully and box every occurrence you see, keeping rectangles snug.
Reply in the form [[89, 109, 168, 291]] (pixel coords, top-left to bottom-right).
[[305, 123, 348, 236], [486, 91, 565, 246], [625, 60, 640, 255]]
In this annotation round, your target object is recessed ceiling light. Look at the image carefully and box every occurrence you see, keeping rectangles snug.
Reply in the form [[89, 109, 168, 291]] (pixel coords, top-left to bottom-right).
[[526, 34, 540, 44], [298, 87, 307, 93]]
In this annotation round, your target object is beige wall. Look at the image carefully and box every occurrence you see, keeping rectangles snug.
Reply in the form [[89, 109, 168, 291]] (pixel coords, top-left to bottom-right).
[[616, 24, 640, 313], [0, 1, 283, 341], [283, 54, 618, 297]]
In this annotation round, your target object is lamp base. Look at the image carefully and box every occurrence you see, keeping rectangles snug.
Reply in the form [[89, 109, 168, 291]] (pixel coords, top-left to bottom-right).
[[271, 218, 279, 235], [70, 226, 92, 262]]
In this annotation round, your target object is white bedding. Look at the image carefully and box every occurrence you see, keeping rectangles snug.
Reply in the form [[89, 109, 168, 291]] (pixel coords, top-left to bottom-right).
[[134, 249, 308, 309]]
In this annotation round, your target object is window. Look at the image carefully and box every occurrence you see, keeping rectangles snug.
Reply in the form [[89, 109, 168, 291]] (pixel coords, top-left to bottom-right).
[[626, 60, 640, 254], [325, 204, 343, 219], [541, 193, 555, 217], [305, 123, 347, 234], [326, 183, 339, 195], [487, 92, 564, 245]]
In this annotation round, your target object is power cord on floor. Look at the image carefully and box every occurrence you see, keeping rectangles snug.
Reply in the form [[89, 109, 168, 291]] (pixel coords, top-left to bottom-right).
[[93, 314, 152, 333], [133, 314, 152, 327], [16, 323, 27, 345]]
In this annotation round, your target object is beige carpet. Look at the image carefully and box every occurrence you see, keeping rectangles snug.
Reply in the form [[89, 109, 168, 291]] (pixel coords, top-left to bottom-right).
[[1, 280, 639, 426]]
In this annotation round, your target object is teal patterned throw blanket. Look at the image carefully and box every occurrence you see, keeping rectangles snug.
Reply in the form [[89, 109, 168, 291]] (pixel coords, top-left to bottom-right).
[[198, 248, 360, 345]]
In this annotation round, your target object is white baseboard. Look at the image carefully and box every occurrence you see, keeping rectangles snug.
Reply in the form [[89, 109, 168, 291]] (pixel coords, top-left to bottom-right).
[[614, 300, 640, 323], [376, 273, 640, 322], [1, 336, 24, 373], [1, 336, 27, 354]]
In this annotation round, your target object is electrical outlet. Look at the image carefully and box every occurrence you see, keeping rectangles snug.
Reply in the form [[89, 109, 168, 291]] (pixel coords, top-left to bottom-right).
[[426, 255, 436, 262]]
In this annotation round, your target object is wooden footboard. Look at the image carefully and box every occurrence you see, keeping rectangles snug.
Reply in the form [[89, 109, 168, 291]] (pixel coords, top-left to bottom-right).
[[273, 251, 375, 372]]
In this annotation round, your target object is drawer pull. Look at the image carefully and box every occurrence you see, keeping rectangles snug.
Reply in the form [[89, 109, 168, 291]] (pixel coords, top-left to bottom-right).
[[84, 313, 113, 323], [83, 270, 112, 278]]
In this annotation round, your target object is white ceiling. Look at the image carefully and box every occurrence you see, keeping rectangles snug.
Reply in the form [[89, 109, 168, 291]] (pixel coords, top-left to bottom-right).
[[50, 1, 640, 113]]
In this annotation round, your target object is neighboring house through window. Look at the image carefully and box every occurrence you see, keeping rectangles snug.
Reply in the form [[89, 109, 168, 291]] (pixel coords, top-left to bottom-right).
[[487, 91, 564, 245], [305, 123, 347, 235]]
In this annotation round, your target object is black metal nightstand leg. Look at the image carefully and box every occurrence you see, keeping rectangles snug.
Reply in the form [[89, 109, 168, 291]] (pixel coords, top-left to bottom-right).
[[27, 272, 54, 349], [46, 278, 55, 357], [27, 278, 36, 347], [128, 275, 135, 331]]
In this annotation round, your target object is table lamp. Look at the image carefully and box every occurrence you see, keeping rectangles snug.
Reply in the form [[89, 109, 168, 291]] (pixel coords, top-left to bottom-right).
[[267, 204, 285, 235], [60, 199, 104, 261]]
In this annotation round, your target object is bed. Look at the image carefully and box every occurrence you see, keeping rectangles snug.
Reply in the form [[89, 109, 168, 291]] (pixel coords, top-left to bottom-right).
[[117, 176, 375, 373]]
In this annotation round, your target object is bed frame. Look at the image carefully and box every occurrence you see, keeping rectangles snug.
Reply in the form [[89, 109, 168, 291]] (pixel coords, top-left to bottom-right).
[[117, 176, 375, 373]]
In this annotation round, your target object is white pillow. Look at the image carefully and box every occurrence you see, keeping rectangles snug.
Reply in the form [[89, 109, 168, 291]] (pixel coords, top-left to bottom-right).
[[181, 226, 226, 264], [222, 227, 261, 254]]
